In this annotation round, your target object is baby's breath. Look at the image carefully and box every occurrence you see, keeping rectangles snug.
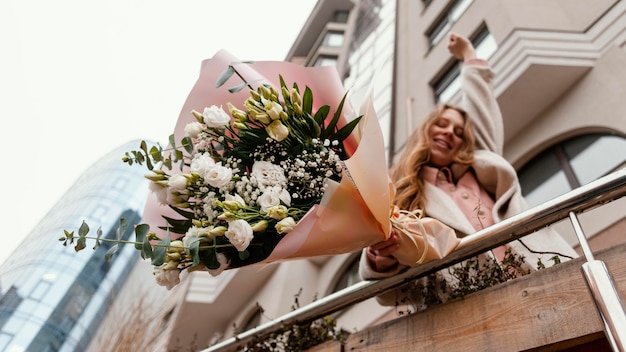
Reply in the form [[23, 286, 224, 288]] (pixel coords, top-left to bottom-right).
[[66, 69, 362, 288]]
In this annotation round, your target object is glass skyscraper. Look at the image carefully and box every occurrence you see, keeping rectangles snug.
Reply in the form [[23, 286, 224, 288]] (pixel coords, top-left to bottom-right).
[[0, 140, 151, 352]]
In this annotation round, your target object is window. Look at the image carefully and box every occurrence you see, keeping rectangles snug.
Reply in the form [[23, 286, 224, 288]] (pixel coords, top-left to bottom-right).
[[0, 332, 13, 351], [331, 255, 362, 293], [323, 31, 344, 48], [518, 133, 626, 207], [30, 281, 52, 301], [314, 55, 338, 67], [432, 26, 497, 102], [113, 176, 129, 190], [332, 10, 349, 24], [426, 0, 474, 48], [239, 307, 263, 333], [89, 205, 108, 222], [433, 62, 461, 103]]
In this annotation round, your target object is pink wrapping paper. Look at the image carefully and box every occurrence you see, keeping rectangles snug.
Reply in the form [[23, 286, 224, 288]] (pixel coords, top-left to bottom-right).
[[143, 50, 360, 238], [142, 50, 460, 269], [263, 98, 393, 262]]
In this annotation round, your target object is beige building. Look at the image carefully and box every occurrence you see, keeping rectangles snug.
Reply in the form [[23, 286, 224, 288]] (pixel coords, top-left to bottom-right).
[[89, 0, 626, 351]]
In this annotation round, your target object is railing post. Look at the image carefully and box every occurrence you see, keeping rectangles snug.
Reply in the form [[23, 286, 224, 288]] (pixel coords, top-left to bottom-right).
[[569, 211, 626, 352]]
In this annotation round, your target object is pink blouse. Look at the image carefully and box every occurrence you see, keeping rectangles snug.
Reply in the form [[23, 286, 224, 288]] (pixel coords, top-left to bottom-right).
[[422, 166, 507, 261], [422, 165, 495, 231]]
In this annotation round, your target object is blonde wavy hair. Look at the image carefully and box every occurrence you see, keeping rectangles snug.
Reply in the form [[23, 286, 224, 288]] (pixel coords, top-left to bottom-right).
[[390, 104, 476, 212]]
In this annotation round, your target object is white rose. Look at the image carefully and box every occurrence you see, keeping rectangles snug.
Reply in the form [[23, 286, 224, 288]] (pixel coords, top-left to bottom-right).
[[184, 121, 204, 138], [190, 152, 216, 177], [225, 219, 254, 251], [183, 226, 212, 247], [266, 120, 289, 141], [251, 161, 286, 188], [166, 190, 187, 205], [203, 105, 231, 128], [204, 163, 233, 188], [263, 99, 283, 121], [224, 193, 247, 208], [277, 187, 291, 206], [153, 267, 181, 290], [168, 174, 188, 191], [182, 228, 198, 249], [258, 186, 291, 212], [208, 252, 230, 277], [266, 205, 288, 220], [149, 181, 168, 205], [276, 217, 297, 234], [257, 186, 284, 212]]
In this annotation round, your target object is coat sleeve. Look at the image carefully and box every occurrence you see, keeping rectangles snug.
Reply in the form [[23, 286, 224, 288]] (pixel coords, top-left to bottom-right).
[[460, 60, 504, 155], [358, 249, 411, 306], [358, 248, 407, 280]]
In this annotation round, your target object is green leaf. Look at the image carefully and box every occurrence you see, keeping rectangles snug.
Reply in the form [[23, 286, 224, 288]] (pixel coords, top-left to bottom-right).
[[187, 237, 200, 267], [116, 218, 128, 241], [163, 157, 172, 170], [215, 65, 235, 88], [75, 221, 89, 252], [136, 151, 145, 165], [313, 105, 330, 126], [322, 93, 347, 139], [302, 87, 313, 115], [161, 216, 192, 234], [174, 150, 183, 162], [168, 206, 196, 220], [149, 145, 162, 163], [122, 152, 133, 166], [239, 250, 250, 261], [334, 115, 363, 142], [168, 134, 177, 149], [181, 136, 194, 154], [140, 141, 153, 170], [151, 231, 170, 266], [201, 247, 219, 269], [78, 221, 89, 237], [134, 224, 150, 250], [105, 244, 119, 261], [141, 235, 153, 260], [279, 75, 289, 100], [75, 237, 86, 252], [228, 82, 248, 93], [93, 227, 103, 250]]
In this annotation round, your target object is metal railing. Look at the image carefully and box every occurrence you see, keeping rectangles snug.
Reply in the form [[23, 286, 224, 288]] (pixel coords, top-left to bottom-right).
[[203, 167, 626, 352]]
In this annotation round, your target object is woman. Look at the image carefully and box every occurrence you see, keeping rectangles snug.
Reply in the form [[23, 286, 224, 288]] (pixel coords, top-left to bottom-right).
[[359, 32, 578, 307]]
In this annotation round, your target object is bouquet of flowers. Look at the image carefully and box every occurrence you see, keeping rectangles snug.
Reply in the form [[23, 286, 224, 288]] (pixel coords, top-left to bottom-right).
[[60, 52, 389, 288], [61, 50, 403, 290]]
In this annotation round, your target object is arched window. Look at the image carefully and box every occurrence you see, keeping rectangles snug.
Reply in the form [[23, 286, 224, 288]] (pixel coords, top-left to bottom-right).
[[330, 255, 362, 294], [518, 133, 626, 207], [239, 306, 263, 333]]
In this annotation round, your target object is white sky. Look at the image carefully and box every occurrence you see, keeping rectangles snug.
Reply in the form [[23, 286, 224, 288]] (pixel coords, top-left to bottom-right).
[[0, 0, 317, 267]]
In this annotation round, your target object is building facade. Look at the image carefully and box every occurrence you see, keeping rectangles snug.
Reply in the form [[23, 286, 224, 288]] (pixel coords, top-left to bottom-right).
[[392, 0, 626, 252], [90, 0, 626, 350], [0, 141, 150, 351]]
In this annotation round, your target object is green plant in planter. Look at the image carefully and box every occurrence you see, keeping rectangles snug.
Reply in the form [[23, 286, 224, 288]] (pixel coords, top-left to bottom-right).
[[239, 290, 347, 352]]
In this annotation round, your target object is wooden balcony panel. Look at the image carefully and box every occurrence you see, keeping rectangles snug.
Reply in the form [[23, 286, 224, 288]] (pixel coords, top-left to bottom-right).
[[309, 242, 626, 352]]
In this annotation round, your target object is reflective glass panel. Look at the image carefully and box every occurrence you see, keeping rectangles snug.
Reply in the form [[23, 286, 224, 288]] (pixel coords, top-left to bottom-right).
[[565, 134, 626, 185]]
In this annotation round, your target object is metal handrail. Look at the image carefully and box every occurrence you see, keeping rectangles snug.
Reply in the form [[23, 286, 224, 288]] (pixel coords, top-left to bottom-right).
[[203, 168, 626, 352]]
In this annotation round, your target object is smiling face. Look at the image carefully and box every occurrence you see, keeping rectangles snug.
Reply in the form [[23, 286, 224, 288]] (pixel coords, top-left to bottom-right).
[[427, 108, 466, 167]]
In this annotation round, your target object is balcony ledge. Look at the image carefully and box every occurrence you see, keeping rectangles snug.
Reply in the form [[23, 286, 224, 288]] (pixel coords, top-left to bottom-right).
[[308, 242, 625, 351]]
